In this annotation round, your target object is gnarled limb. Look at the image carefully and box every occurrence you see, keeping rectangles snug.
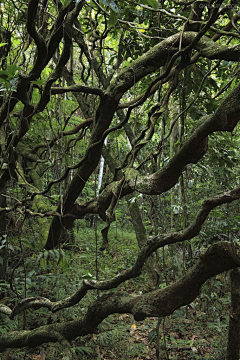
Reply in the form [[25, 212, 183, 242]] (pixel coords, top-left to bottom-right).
[[45, 31, 240, 248], [0, 241, 239, 352], [2, 186, 240, 319]]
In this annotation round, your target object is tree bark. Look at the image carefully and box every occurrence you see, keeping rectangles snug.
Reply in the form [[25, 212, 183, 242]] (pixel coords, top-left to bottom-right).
[[227, 268, 240, 360], [0, 183, 7, 278], [127, 196, 159, 284]]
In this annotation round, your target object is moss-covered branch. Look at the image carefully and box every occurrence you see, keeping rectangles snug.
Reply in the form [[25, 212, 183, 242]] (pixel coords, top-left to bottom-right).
[[2, 186, 240, 322], [0, 241, 239, 352]]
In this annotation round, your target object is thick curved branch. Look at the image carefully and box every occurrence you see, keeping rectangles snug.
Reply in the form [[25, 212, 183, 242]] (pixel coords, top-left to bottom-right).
[[72, 186, 240, 290], [129, 81, 240, 194], [0, 242, 239, 352], [66, 79, 240, 218], [36, 20, 73, 113], [44, 1, 83, 66], [109, 32, 240, 99], [45, 30, 240, 249], [2, 185, 240, 322], [19, 0, 48, 81]]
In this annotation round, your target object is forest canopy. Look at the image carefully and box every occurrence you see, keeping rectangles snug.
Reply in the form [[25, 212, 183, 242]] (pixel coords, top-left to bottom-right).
[[0, 0, 240, 357]]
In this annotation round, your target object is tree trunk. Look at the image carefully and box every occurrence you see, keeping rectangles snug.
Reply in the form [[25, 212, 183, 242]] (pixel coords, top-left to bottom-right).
[[0, 183, 7, 278], [127, 196, 159, 284], [227, 268, 240, 360]]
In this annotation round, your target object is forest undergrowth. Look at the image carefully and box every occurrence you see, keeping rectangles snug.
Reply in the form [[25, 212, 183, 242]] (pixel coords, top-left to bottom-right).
[[1, 221, 231, 360]]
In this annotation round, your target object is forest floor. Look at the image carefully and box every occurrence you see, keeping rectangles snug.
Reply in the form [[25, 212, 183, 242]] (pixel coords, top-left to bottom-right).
[[7, 309, 228, 360]]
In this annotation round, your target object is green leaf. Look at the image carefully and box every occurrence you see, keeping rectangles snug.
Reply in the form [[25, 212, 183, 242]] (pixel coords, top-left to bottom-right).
[[40, 257, 47, 270], [109, 0, 119, 13], [62, 0, 72, 9], [28, 270, 35, 277], [147, 0, 158, 8], [31, 79, 45, 86], [100, 0, 119, 13], [26, 277, 32, 285], [110, 10, 118, 26], [0, 70, 8, 78], [0, 43, 7, 48], [7, 65, 19, 76]]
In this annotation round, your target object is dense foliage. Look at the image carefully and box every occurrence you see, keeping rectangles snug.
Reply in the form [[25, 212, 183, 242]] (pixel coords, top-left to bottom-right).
[[0, 0, 240, 358]]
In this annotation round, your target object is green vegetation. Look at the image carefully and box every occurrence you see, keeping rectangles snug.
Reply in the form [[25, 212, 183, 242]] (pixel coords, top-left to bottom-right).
[[0, 0, 240, 358]]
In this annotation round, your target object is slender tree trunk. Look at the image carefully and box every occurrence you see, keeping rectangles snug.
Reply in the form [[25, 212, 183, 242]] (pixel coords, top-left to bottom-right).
[[127, 196, 159, 284], [27, 169, 51, 244], [0, 183, 7, 278], [227, 268, 240, 360]]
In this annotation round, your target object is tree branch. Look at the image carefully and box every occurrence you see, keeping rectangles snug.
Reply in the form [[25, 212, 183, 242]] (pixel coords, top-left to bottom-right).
[[0, 241, 239, 352], [2, 186, 240, 322], [51, 84, 104, 96]]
